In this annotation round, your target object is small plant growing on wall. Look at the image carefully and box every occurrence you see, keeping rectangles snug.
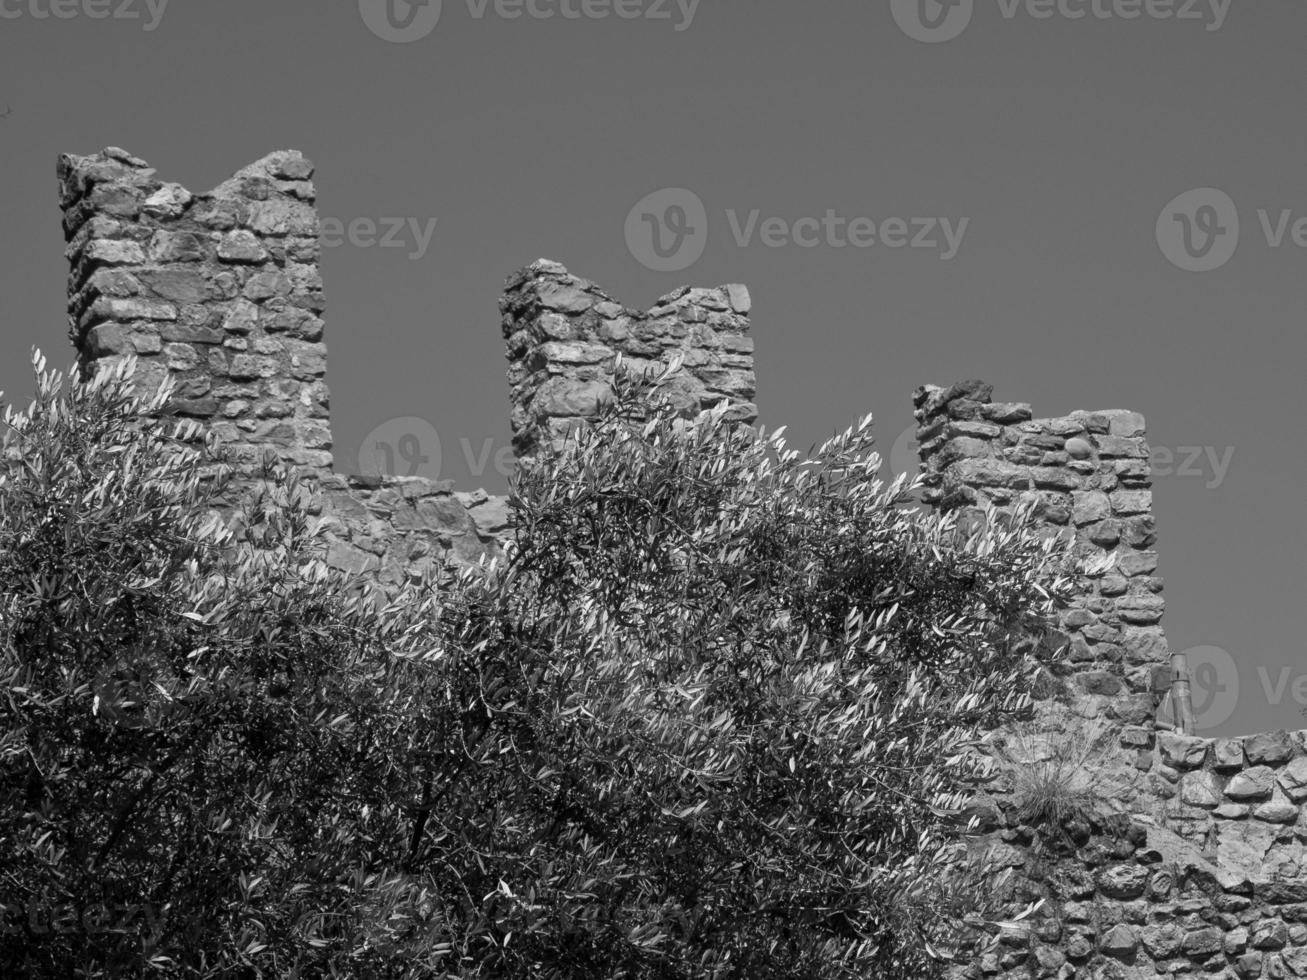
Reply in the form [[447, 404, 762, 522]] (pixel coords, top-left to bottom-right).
[[993, 715, 1112, 848]]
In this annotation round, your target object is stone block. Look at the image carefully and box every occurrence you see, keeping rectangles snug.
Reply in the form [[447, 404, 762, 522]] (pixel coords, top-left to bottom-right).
[[1227, 767, 1277, 801], [1245, 731, 1296, 767], [1157, 733, 1208, 769]]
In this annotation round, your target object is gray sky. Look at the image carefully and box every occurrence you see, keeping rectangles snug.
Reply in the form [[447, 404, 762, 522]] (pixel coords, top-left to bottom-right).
[[1, 0, 1302, 736]]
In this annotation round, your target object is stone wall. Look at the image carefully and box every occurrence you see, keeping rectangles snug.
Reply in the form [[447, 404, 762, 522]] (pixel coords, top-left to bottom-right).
[[501, 259, 755, 466], [914, 380, 1307, 977], [37, 144, 1307, 977], [54, 148, 756, 591], [914, 380, 1172, 732], [61, 146, 332, 480], [956, 727, 1307, 978]]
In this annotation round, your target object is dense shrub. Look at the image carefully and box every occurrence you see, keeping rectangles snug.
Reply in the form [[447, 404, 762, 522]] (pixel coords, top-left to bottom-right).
[[0, 351, 1080, 978]]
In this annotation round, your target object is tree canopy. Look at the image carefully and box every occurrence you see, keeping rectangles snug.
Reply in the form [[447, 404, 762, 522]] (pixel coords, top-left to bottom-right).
[[0, 351, 1078, 978]]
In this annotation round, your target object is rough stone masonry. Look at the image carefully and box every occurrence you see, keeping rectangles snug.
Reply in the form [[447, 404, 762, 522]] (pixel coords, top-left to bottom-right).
[[38, 147, 1307, 977], [57, 146, 755, 589]]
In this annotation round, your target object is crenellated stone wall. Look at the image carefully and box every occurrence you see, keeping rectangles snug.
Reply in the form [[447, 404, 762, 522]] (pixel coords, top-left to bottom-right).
[[60, 147, 332, 481], [57, 147, 506, 580], [501, 259, 755, 466], [32, 145, 1307, 977], [914, 380, 1172, 733], [54, 149, 757, 592]]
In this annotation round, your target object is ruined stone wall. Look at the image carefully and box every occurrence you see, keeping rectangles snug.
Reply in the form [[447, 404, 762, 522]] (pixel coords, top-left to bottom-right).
[[39, 145, 1307, 977], [914, 381, 1307, 978], [914, 381, 1172, 733], [61, 146, 332, 479], [55, 148, 756, 591], [57, 147, 501, 582], [954, 728, 1307, 979], [501, 259, 756, 466]]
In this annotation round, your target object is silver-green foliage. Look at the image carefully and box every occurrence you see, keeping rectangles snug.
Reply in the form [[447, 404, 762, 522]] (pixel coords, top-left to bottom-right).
[[0, 351, 1078, 978]]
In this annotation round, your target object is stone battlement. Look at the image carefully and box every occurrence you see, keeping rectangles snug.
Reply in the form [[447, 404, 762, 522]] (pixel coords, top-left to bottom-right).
[[26, 147, 1307, 978], [53, 148, 758, 591], [914, 380, 1172, 730]]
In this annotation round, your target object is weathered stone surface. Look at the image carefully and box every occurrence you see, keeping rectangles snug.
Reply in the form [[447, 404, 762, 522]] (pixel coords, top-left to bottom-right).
[[147, 231, 206, 263], [1116, 595, 1165, 625], [1099, 923, 1137, 957], [1072, 490, 1111, 525], [726, 283, 751, 314], [1214, 738, 1246, 771], [142, 268, 211, 304], [530, 377, 612, 419], [915, 384, 1174, 739], [1253, 797, 1299, 823], [1182, 927, 1223, 956], [1216, 821, 1278, 882], [1179, 770, 1222, 808], [1214, 802, 1249, 819], [1098, 865, 1149, 900], [1227, 767, 1277, 800], [85, 239, 146, 265], [1245, 731, 1295, 767], [1158, 733, 1208, 770], [142, 182, 192, 218], [536, 280, 593, 313], [222, 299, 259, 334], [218, 229, 269, 263], [325, 539, 379, 576], [1278, 757, 1307, 802], [1140, 923, 1184, 958], [502, 262, 756, 465]]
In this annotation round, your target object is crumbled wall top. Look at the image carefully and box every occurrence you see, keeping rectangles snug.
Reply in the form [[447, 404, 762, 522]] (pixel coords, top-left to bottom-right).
[[41, 147, 1307, 977]]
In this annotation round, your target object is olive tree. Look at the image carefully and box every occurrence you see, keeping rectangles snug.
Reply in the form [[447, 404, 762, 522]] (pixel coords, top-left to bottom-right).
[[0, 351, 1075, 978]]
